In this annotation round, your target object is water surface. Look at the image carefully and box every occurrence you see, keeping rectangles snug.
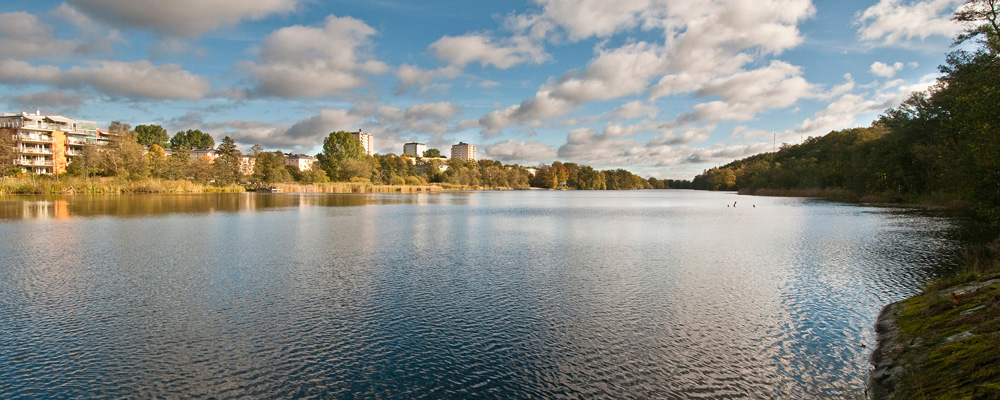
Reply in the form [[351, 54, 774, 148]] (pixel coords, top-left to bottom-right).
[[0, 191, 969, 398]]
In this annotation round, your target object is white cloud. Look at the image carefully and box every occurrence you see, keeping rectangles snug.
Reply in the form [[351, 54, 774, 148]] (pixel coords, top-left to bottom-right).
[[430, 34, 548, 69], [680, 61, 814, 122], [65, 0, 299, 37], [479, 90, 573, 135], [647, 124, 714, 146], [512, 0, 658, 41], [0, 59, 210, 100], [271, 109, 362, 149], [395, 64, 461, 94], [242, 15, 388, 98], [796, 93, 886, 135], [481, 139, 557, 164], [483, 0, 816, 133], [9, 90, 84, 111], [855, 0, 963, 45], [550, 41, 666, 103], [611, 101, 658, 120], [0, 12, 78, 60], [871, 61, 905, 77]]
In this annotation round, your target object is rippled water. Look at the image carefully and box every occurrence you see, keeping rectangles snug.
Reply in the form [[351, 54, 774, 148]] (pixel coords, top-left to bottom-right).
[[0, 191, 972, 398]]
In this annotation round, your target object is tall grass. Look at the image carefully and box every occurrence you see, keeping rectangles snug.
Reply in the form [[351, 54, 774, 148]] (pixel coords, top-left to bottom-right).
[[0, 176, 244, 195]]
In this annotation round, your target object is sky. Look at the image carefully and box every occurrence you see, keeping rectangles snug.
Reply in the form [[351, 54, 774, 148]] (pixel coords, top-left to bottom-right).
[[0, 0, 972, 179]]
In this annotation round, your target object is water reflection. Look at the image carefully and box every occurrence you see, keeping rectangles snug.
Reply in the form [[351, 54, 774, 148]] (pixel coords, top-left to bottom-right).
[[0, 191, 986, 399], [0, 193, 446, 220]]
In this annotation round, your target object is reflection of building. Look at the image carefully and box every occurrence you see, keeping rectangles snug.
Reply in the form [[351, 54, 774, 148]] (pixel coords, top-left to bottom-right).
[[403, 142, 426, 157], [450, 142, 476, 161], [284, 153, 317, 171], [352, 130, 373, 156], [1, 111, 99, 174]]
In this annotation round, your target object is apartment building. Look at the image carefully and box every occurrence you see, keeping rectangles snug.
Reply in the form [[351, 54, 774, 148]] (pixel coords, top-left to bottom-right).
[[450, 142, 476, 161], [284, 153, 317, 171], [352, 130, 374, 156], [403, 142, 426, 157], [1, 111, 99, 174]]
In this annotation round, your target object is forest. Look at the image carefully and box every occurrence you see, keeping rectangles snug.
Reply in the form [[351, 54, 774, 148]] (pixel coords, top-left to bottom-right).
[[692, 0, 999, 224]]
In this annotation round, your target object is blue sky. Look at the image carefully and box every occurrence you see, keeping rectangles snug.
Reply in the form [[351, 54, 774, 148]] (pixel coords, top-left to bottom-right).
[[0, 0, 970, 179]]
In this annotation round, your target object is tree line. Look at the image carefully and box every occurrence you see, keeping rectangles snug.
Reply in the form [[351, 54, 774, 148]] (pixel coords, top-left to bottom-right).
[[692, 0, 999, 223], [37, 126, 691, 191]]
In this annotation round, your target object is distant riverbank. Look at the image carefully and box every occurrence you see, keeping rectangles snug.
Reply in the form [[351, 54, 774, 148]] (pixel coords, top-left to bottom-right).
[[0, 176, 516, 195]]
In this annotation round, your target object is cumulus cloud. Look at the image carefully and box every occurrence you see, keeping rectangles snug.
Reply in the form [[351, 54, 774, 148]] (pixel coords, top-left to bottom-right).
[[65, 0, 299, 37], [610, 101, 658, 120], [479, 42, 665, 134], [479, 91, 573, 135], [482, 0, 816, 133], [481, 139, 557, 164], [795, 93, 887, 135], [681, 142, 773, 164], [0, 59, 210, 100], [430, 34, 548, 69], [507, 0, 658, 41], [871, 61, 905, 77], [679, 61, 814, 122], [855, 0, 963, 45], [0, 12, 79, 60], [242, 15, 388, 98], [395, 64, 461, 95], [9, 90, 84, 111]]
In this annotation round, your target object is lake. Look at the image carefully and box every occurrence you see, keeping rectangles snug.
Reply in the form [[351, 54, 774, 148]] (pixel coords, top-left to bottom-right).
[[0, 190, 973, 398]]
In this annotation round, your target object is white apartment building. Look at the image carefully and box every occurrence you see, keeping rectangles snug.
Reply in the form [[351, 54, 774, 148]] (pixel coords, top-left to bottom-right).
[[284, 153, 318, 171], [403, 142, 426, 157], [1, 111, 99, 174], [450, 142, 476, 161], [352, 130, 373, 156]]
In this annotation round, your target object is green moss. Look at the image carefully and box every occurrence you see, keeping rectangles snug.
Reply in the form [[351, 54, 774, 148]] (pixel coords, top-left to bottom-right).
[[889, 279, 1000, 399]]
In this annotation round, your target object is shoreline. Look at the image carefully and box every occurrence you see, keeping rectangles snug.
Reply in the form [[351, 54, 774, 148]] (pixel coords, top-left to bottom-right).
[[0, 176, 518, 195], [867, 267, 1000, 399]]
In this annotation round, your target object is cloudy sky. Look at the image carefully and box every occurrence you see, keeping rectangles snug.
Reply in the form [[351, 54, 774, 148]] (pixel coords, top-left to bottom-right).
[[0, 0, 970, 178]]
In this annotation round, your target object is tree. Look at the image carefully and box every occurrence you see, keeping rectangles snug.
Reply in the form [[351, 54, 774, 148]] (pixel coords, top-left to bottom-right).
[[954, 0, 1000, 53], [338, 158, 372, 181], [0, 130, 15, 175], [135, 124, 169, 148], [170, 129, 215, 149], [213, 136, 242, 185], [320, 131, 365, 178], [66, 143, 100, 178], [107, 121, 131, 134], [164, 146, 191, 180], [298, 162, 330, 183], [423, 148, 442, 158], [252, 151, 291, 183], [100, 131, 147, 178], [147, 144, 168, 178]]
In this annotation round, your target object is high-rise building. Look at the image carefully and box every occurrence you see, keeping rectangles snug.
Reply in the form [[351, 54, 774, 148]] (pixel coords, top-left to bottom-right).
[[1, 111, 98, 174], [403, 142, 426, 157], [450, 142, 476, 161], [352, 130, 373, 156]]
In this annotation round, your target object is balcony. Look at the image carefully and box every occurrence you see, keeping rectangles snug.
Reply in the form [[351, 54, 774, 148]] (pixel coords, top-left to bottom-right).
[[18, 134, 53, 143], [18, 147, 52, 155], [15, 158, 53, 166]]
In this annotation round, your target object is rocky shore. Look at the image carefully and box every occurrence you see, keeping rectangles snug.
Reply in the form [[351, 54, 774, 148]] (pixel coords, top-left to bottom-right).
[[867, 277, 1000, 399]]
